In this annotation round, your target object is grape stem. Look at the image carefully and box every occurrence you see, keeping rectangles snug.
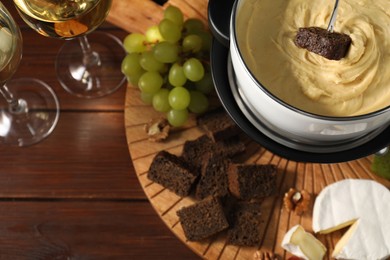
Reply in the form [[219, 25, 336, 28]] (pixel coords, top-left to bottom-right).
[[143, 40, 157, 47], [178, 52, 209, 66]]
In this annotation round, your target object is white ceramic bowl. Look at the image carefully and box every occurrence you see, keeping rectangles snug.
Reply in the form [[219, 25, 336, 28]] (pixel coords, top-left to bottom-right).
[[229, 0, 390, 151]]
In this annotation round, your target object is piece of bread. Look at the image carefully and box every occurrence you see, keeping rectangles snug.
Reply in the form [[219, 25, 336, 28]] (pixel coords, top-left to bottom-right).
[[227, 202, 262, 246], [294, 27, 352, 60], [228, 164, 277, 200], [177, 196, 229, 241], [181, 135, 245, 174], [195, 153, 231, 200], [147, 150, 198, 197], [197, 107, 241, 142]]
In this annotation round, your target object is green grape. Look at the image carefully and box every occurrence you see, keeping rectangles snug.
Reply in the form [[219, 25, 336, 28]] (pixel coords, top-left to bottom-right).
[[168, 86, 191, 110], [159, 64, 169, 74], [123, 33, 147, 53], [140, 51, 165, 72], [167, 108, 189, 127], [195, 30, 212, 51], [121, 53, 142, 77], [138, 71, 163, 94], [140, 92, 154, 105], [182, 34, 202, 53], [183, 58, 205, 82], [164, 5, 183, 27], [158, 19, 181, 43], [145, 25, 163, 43], [188, 90, 209, 114], [169, 63, 187, 87], [152, 88, 171, 112], [195, 72, 214, 94], [183, 18, 204, 34], [153, 41, 179, 63], [126, 76, 138, 88], [127, 69, 145, 86]]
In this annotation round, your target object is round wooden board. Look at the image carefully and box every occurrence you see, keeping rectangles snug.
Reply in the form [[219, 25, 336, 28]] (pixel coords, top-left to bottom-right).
[[111, 0, 390, 258], [124, 85, 390, 259]]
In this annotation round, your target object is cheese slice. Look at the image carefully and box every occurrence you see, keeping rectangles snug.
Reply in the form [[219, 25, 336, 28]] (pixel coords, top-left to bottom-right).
[[313, 179, 390, 260], [282, 225, 326, 260]]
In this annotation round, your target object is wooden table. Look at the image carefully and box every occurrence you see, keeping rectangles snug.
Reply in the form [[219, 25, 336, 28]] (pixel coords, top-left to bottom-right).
[[3, 1, 389, 259], [0, 1, 199, 258]]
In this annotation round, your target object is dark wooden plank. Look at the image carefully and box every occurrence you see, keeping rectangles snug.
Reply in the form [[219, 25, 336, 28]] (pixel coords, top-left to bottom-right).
[[0, 1, 202, 258], [15, 28, 129, 111], [0, 201, 199, 259], [0, 112, 145, 199]]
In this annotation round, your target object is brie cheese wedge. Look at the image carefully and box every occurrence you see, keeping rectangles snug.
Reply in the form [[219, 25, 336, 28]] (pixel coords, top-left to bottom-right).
[[282, 225, 326, 260], [313, 179, 390, 260]]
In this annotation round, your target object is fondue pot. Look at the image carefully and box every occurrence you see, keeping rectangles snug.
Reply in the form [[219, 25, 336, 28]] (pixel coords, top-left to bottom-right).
[[208, 0, 390, 163]]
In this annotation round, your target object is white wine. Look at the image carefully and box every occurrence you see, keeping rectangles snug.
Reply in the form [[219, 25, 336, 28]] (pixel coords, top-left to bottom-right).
[[0, 6, 22, 86], [13, 0, 112, 39]]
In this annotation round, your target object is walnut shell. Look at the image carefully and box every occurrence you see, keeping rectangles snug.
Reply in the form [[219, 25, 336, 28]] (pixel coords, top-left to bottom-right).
[[144, 118, 170, 142], [283, 188, 311, 216]]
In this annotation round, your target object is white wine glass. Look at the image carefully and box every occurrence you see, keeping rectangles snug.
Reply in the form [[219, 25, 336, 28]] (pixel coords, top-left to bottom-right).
[[0, 1, 59, 146], [13, 0, 126, 98]]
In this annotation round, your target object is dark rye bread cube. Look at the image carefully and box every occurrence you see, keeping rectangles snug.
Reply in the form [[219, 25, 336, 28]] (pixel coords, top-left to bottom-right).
[[227, 202, 262, 246], [228, 164, 277, 200], [294, 27, 352, 60], [177, 196, 229, 241], [147, 151, 198, 197], [197, 107, 241, 142], [181, 135, 245, 174], [195, 153, 231, 200]]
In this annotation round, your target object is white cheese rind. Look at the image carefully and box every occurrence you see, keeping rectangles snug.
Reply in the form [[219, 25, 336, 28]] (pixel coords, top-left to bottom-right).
[[282, 225, 309, 260], [281, 225, 326, 260], [312, 179, 390, 260]]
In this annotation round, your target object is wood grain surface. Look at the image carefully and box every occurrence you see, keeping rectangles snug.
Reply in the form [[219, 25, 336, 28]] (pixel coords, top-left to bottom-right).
[[107, 0, 208, 33], [125, 83, 390, 259], [0, 0, 199, 258], [1, 0, 388, 259], [0, 201, 197, 259]]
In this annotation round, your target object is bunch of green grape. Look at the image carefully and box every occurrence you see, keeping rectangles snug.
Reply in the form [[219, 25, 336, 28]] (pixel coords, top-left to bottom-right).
[[121, 5, 214, 127]]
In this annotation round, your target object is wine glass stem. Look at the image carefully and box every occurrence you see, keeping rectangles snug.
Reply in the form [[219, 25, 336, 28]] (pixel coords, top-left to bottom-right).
[[79, 36, 101, 67], [0, 83, 26, 113]]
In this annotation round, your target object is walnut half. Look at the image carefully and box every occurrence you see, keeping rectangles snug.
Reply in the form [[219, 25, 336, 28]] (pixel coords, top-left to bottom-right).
[[144, 118, 170, 142], [283, 188, 311, 216]]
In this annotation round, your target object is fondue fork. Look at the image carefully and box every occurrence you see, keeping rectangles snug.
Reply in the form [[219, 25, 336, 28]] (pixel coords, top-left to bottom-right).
[[327, 0, 340, 32]]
